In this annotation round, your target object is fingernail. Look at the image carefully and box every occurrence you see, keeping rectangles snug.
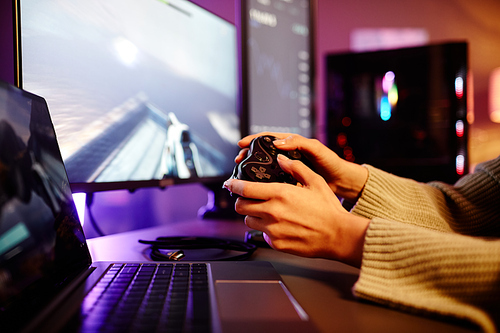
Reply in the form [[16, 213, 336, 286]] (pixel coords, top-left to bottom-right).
[[273, 139, 286, 145], [223, 179, 232, 190], [277, 154, 290, 161]]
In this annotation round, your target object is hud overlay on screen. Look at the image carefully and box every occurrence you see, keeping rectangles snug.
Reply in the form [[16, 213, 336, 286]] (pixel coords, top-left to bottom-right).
[[243, 0, 313, 137], [20, 0, 240, 187]]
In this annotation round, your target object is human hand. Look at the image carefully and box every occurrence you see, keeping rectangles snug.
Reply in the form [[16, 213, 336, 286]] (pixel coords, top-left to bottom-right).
[[234, 132, 368, 202], [224, 153, 370, 267]]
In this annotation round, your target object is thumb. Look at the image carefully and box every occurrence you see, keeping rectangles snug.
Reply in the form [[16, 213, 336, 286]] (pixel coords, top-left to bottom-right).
[[277, 154, 318, 187]]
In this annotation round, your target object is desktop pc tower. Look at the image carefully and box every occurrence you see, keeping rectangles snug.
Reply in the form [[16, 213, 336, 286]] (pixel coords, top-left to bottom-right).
[[325, 42, 469, 184]]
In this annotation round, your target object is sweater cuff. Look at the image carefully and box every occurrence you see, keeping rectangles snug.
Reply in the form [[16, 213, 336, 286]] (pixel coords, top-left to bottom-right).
[[350, 165, 453, 233], [353, 217, 499, 333]]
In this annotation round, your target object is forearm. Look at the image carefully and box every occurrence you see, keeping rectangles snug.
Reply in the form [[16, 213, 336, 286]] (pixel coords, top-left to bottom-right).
[[330, 161, 369, 203], [333, 212, 370, 268]]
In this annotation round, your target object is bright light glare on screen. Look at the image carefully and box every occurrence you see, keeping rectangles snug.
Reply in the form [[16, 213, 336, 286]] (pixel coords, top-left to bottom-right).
[[114, 37, 139, 66], [72, 193, 87, 225]]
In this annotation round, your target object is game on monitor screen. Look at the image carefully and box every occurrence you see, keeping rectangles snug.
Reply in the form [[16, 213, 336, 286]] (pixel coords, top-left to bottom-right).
[[240, 0, 315, 138], [15, 0, 240, 192]]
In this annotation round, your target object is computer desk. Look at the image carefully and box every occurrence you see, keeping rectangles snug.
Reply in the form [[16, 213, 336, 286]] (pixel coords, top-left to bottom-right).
[[87, 218, 477, 333]]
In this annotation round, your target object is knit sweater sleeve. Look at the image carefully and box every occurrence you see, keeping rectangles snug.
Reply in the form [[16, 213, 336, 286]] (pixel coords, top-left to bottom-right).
[[350, 156, 500, 332], [352, 156, 500, 236]]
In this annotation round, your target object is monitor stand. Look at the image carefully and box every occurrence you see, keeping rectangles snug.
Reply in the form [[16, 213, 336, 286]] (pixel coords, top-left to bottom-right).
[[198, 182, 241, 220]]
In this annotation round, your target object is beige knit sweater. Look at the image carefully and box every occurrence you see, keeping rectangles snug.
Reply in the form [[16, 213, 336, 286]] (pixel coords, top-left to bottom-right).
[[350, 156, 500, 333]]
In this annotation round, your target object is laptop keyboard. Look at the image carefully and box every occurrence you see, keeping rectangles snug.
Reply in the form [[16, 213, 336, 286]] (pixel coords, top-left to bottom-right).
[[81, 263, 210, 332]]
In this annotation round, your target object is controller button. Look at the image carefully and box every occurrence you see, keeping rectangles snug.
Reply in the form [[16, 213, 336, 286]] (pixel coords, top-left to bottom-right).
[[254, 151, 269, 162], [251, 166, 271, 180], [278, 172, 291, 183], [288, 150, 302, 159]]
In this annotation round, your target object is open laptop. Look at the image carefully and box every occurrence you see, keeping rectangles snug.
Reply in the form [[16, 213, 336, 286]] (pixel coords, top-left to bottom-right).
[[0, 81, 317, 333]]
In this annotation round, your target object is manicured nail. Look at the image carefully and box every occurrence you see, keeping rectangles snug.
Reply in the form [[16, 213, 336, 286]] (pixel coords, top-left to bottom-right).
[[273, 139, 286, 145], [277, 154, 290, 161]]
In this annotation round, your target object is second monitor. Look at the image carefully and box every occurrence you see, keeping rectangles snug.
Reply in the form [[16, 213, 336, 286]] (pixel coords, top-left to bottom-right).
[[240, 0, 316, 138]]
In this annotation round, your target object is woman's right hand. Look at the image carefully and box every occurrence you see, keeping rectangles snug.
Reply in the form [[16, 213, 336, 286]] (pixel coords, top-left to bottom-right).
[[234, 132, 368, 202]]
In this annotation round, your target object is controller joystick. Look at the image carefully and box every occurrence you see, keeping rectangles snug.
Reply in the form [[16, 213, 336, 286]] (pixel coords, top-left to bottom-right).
[[231, 135, 312, 185]]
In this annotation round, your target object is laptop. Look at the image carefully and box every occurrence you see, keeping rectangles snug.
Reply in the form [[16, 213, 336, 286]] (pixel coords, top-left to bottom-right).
[[0, 82, 317, 333]]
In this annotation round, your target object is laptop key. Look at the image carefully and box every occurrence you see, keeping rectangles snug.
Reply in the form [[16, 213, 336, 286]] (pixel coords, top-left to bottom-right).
[[81, 263, 211, 332]]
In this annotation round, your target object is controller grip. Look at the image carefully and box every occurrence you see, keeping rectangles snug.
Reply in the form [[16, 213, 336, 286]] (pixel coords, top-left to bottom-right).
[[231, 135, 311, 185]]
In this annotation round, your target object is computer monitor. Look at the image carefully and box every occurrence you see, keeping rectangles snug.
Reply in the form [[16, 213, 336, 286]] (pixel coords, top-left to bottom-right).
[[239, 0, 316, 137], [15, 0, 240, 193], [325, 42, 469, 184]]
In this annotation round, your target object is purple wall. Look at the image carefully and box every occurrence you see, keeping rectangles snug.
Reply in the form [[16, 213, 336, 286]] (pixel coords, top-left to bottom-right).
[[0, 0, 14, 84]]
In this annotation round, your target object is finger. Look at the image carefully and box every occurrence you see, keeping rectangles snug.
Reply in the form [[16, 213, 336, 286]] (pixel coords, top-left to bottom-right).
[[223, 178, 291, 201], [273, 135, 324, 158], [274, 136, 345, 182], [243, 214, 265, 231], [237, 134, 260, 148], [277, 154, 323, 188], [236, 197, 268, 221], [237, 132, 295, 148], [234, 148, 249, 163]]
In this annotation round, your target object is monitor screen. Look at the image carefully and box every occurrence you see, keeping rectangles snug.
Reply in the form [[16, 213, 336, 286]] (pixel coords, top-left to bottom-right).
[[16, 0, 240, 192], [325, 42, 469, 184], [240, 0, 315, 137]]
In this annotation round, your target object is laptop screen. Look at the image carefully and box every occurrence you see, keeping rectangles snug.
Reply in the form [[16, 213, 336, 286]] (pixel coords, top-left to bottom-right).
[[0, 82, 91, 328]]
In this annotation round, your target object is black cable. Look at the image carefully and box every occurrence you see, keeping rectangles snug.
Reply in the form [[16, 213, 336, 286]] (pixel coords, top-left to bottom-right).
[[138, 236, 257, 261], [85, 192, 106, 237]]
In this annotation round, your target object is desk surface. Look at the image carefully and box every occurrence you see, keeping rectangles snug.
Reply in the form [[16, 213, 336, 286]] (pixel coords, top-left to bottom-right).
[[87, 218, 475, 333]]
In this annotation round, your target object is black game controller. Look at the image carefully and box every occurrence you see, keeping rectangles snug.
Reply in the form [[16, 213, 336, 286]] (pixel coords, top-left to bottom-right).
[[231, 135, 311, 185]]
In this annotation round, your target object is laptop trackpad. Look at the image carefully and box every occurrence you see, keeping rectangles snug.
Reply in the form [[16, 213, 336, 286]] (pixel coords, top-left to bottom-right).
[[215, 280, 307, 322]]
